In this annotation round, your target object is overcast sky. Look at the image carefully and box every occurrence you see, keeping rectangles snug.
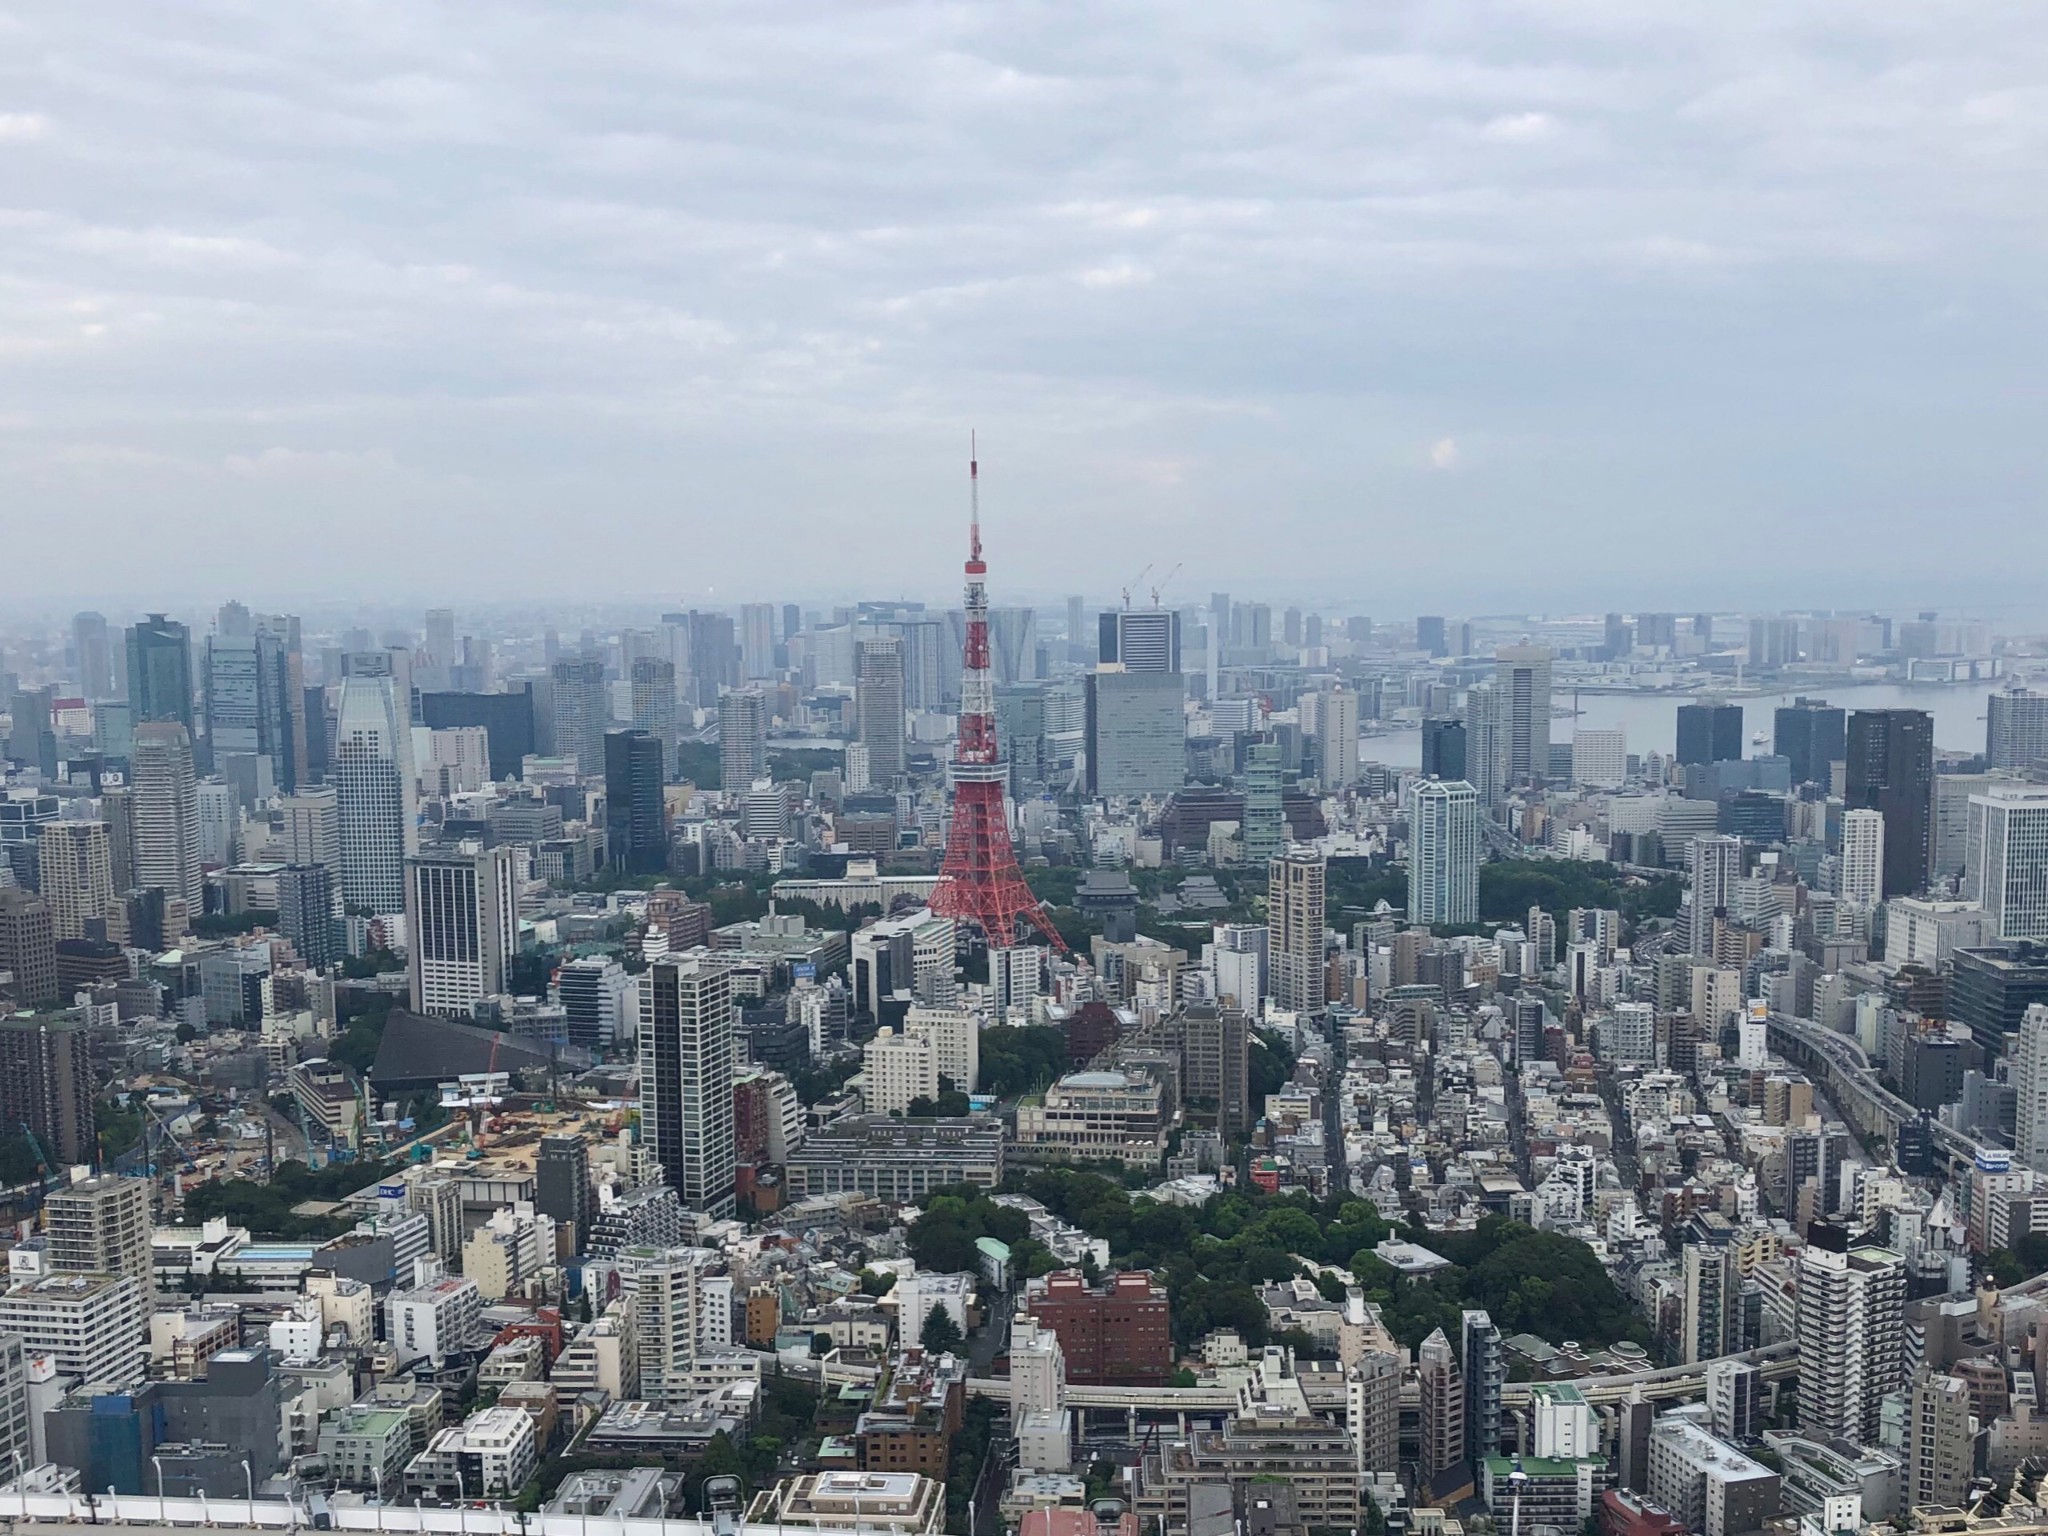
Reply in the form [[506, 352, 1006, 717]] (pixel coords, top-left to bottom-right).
[[4, 2, 2046, 615]]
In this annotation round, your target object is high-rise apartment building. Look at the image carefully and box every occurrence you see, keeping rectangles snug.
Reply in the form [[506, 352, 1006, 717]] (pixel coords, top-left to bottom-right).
[[1967, 784, 2048, 942], [855, 637, 906, 787], [1689, 834, 1743, 958], [1267, 849, 1326, 1014], [0, 1015, 96, 1166], [0, 892, 58, 1010], [277, 864, 339, 969], [126, 614, 194, 729], [1846, 709, 1933, 897], [639, 956, 737, 1218], [405, 841, 518, 1017], [1840, 808, 1885, 910], [332, 676, 418, 915], [1775, 698, 1846, 787], [549, 653, 609, 778], [717, 689, 766, 794], [1464, 684, 1503, 805], [1408, 779, 1479, 927], [1317, 686, 1359, 788], [627, 657, 677, 750], [1681, 1241, 1739, 1365], [1461, 1309, 1503, 1468], [535, 1135, 593, 1254], [37, 822, 112, 941], [1903, 1370, 1973, 1512], [1989, 690, 2048, 772], [279, 786, 341, 867], [1795, 1231, 1904, 1443], [129, 723, 202, 907], [1417, 1327, 1465, 1481], [1494, 646, 1552, 786], [1676, 703, 1743, 767], [45, 1175, 154, 1312], [605, 730, 668, 875], [2013, 1005, 2048, 1174]]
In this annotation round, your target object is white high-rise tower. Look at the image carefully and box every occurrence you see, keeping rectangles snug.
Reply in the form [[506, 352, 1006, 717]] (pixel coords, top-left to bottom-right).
[[129, 723, 202, 907], [333, 675, 418, 915]]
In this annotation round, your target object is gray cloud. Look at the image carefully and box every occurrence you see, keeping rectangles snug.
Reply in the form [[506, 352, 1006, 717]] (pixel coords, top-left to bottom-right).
[[2, 1, 2045, 611]]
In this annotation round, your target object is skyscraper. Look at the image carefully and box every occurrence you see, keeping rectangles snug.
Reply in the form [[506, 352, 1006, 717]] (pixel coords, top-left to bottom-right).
[[1675, 702, 1743, 767], [855, 635, 906, 786], [1966, 784, 2048, 941], [1681, 1240, 1739, 1364], [129, 723, 202, 907], [639, 956, 737, 1218], [1495, 646, 1552, 786], [1067, 595, 1088, 664], [405, 841, 519, 1017], [739, 603, 778, 679], [2015, 1005, 2048, 1174], [628, 657, 677, 752], [1774, 697, 1846, 786], [0, 1015, 96, 1166], [1267, 849, 1326, 1014], [332, 675, 418, 915], [1795, 1230, 1904, 1444], [1417, 1327, 1465, 1481], [1241, 740, 1285, 868], [1097, 609, 1181, 673], [1840, 808, 1885, 910], [1461, 1309, 1503, 1469], [605, 729, 669, 874], [279, 786, 341, 868], [549, 652, 609, 777], [72, 612, 113, 701], [1421, 717, 1467, 781], [422, 608, 458, 691], [1988, 689, 2048, 772], [1846, 709, 1934, 897], [1689, 834, 1743, 958], [1464, 683, 1503, 805], [1317, 685, 1358, 788], [125, 614, 194, 730], [1417, 616, 1448, 659], [205, 627, 296, 797], [0, 892, 58, 1009], [718, 689, 766, 793], [1409, 779, 1480, 927], [37, 822, 112, 942]]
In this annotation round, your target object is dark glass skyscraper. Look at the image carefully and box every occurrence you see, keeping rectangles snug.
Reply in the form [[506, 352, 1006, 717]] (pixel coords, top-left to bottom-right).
[[125, 614, 194, 730], [1846, 708, 1934, 897], [604, 729, 668, 875], [1774, 697, 1846, 786], [1421, 717, 1467, 781], [1676, 702, 1743, 766]]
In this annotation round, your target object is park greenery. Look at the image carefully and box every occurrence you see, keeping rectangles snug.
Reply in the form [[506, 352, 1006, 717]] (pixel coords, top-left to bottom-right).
[[976, 1024, 1072, 1098], [183, 1155, 399, 1239], [907, 1188, 1062, 1283]]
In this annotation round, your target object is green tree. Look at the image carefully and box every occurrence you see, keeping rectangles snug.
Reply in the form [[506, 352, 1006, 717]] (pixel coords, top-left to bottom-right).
[[921, 1303, 965, 1354]]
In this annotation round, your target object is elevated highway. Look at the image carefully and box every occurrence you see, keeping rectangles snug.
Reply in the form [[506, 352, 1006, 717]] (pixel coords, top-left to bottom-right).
[[1767, 1011, 1991, 1170]]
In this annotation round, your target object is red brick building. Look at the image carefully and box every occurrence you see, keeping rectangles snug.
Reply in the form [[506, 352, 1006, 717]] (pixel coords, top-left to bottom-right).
[[1025, 1270, 1173, 1386]]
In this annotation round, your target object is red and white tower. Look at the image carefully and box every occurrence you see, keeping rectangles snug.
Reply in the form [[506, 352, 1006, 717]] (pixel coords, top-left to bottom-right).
[[930, 439, 1066, 952]]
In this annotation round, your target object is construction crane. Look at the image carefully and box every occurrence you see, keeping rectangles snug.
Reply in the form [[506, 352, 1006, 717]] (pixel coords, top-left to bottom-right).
[[1149, 561, 1183, 608], [1120, 563, 1152, 610], [18, 1124, 59, 1215]]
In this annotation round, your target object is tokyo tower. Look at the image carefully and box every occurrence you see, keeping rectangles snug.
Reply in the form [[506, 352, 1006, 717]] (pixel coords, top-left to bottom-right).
[[930, 439, 1067, 952]]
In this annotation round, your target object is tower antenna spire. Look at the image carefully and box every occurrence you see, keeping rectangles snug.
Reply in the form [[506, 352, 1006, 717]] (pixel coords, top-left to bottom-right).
[[969, 430, 982, 566]]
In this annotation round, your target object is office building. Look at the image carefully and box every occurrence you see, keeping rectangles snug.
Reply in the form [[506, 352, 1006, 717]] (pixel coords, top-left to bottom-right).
[[605, 730, 669, 875], [1180, 1003, 1251, 1138], [1098, 608, 1181, 674], [418, 687, 538, 781], [1241, 740, 1285, 867], [0, 1271, 144, 1387], [1422, 717, 1467, 781], [332, 675, 418, 915], [405, 842, 518, 1017], [1967, 784, 2048, 942], [37, 822, 112, 942], [855, 637, 906, 787], [387, 1265, 483, 1365], [1796, 1232, 1904, 1443], [1317, 686, 1359, 788], [1646, 1418, 1780, 1536], [1409, 779, 1479, 927], [1989, 690, 2048, 772], [1025, 1271, 1172, 1387], [1495, 646, 1552, 785], [0, 892, 58, 1009], [628, 657, 677, 750], [1840, 809, 1885, 910], [129, 723, 202, 907], [73, 611, 114, 700], [1268, 849, 1326, 1014], [1775, 698, 1846, 787], [718, 689, 766, 794], [2014, 1006, 2048, 1174], [782, 1116, 1003, 1202], [557, 955, 632, 1050], [1953, 944, 2048, 1059], [1677, 703, 1744, 767], [639, 956, 737, 1218], [205, 628, 296, 795], [1846, 709, 1933, 897], [740, 602, 778, 679], [277, 863, 340, 968], [46, 1175, 154, 1312], [1085, 668, 1184, 798], [1903, 1371, 1973, 1512], [279, 786, 341, 868], [1572, 728, 1627, 788], [126, 614, 194, 730], [549, 652, 610, 777], [1418, 616, 1448, 657]]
